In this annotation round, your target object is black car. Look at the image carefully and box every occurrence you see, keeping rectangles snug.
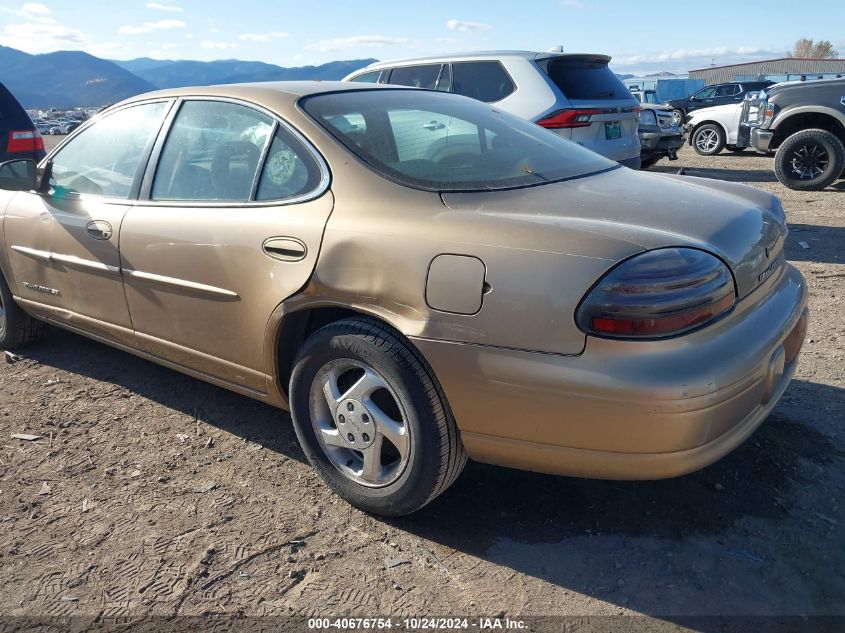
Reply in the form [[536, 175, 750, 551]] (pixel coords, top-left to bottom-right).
[[0, 81, 46, 165], [665, 81, 775, 122]]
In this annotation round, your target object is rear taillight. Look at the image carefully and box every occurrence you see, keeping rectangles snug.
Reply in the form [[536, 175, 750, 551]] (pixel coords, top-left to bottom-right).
[[536, 108, 604, 129], [7, 129, 44, 153], [576, 248, 736, 339]]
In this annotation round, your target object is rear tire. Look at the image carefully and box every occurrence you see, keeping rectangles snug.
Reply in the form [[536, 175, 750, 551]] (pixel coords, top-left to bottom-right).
[[692, 124, 725, 156], [289, 317, 466, 516], [0, 271, 47, 350], [671, 109, 685, 126], [773, 128, 845, 191]]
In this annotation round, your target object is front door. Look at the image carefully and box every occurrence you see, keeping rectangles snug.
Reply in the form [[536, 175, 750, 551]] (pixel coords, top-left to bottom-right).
[[3, 100, 170, 345], [120, 99, 333, 393]]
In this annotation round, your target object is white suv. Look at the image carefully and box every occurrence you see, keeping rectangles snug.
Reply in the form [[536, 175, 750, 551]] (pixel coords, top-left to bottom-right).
[[344, 51, 641, 168]]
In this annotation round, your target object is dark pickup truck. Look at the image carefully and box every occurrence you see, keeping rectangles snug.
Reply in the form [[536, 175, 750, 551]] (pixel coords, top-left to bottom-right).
[[739, 78, 845, 190]]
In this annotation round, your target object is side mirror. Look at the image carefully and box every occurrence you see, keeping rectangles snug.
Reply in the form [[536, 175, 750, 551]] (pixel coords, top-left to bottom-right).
[[35, 160, 53, 193], [0, 159, 37, 192]]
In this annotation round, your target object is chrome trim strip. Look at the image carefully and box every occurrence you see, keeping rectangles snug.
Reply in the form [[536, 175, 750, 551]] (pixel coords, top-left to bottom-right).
[[10, 245, 51, 261], [51, 252, 120, 274], [11, 245, 120, 274], [125, 269, 240, 298]]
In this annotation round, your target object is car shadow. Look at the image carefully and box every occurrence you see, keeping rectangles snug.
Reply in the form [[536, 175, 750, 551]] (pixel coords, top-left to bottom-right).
[[20, 328, 308, 464], [649, 163, 779, 183], [15, 329, 845, 620], [785, 223, 845, 263]]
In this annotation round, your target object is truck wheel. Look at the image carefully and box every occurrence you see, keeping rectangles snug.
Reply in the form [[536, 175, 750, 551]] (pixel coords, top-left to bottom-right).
[[671, 109, 685, 126], [774, 129, 845, 191], [289, 317, 467, 516], [0, 270, 47, 350], [692, 124, 725, 156]]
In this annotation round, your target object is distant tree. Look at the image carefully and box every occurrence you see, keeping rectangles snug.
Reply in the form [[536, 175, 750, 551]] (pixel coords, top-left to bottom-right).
[[788, 38, 839, 58]]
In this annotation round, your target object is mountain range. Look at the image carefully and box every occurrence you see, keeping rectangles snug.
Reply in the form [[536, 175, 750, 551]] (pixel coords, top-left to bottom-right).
[[0, 45, 376, 108]]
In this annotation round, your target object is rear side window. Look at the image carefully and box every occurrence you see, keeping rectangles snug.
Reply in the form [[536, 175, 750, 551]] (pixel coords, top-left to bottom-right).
[[255, 125, 324, 201], [387, 65, 441, 89], [715, 85, 740, 97], [545, 58, 628, 100], [451, 61, 515, 103], [349, 70, 382, 84]]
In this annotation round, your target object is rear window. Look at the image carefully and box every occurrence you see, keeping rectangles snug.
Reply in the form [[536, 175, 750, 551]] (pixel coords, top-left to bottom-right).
[[301, 89, 614, 193], [451, 61, 515, 103], [545, 57, 629, 100]]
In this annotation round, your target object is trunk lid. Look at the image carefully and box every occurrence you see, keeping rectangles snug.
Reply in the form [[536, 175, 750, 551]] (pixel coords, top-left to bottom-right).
[[441, 167, 787, 300]]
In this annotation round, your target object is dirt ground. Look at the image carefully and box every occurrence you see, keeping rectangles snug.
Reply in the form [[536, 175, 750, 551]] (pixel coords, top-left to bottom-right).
[[1, 141, 843, 631]]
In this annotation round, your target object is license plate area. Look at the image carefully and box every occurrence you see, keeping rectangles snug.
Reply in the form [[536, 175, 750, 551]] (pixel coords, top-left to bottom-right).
[[605, 122, 621, 140]]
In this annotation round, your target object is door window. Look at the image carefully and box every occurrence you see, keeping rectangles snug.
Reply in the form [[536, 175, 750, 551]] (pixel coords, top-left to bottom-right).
[[451, 61, 515, 103], [693, 87, 716, 100], [387, 65, 441, 89], [49, 101, 167, 198], [151, 100, 273, 201], [715, 84, 740, 97]]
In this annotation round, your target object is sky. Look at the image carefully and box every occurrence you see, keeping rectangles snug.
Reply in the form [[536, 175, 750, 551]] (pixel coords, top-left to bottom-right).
[[1, 0, 844, 76]]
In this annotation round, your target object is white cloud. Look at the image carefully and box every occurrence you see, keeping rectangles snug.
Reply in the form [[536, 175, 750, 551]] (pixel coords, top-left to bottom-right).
[[0, 21, 86, 53], [306, 35, 409, 52], [208, 27, 221, 33], [118, 19, 185, 34], [145, 2, 182, 11], [612, 46, 780, 69], [446, 19, 493, 32], [21, 2, 50, 14], [201, 40, 236, 50], [560, 0, 583, 7], [161, 42, 178, 49], [238, 31, 289, 42]]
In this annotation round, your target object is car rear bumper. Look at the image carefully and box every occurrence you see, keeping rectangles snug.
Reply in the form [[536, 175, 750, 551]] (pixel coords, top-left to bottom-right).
[[412, 263, 808, 479], [640, 129, 683, 161]]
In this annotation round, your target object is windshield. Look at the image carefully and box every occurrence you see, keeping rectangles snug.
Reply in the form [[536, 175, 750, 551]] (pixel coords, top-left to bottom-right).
[[301, 89, 615, 192]]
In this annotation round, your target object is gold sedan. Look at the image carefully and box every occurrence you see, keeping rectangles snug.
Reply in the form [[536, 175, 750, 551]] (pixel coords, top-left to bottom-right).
[[0, 83, 808, 516]]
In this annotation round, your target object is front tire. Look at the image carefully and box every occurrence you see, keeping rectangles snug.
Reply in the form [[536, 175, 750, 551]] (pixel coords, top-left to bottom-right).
[[773, 128, 845, 191], [289, 317, 466, 516], [0, 271, 47, 350], [692, 124, 725, 156]]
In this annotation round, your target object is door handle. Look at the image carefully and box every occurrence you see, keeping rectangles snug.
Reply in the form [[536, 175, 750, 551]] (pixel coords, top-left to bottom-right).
[[86, 221, 113, 241], [263, 237, 307, 262]]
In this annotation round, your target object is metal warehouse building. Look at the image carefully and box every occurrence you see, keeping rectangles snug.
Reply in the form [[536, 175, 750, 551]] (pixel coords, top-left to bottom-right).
[[689, 58, 845, 85]]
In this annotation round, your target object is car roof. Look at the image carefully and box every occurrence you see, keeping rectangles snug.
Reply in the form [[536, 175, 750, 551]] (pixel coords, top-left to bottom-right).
[[114, 81, 417, 111], [355, 51, 610, 71]]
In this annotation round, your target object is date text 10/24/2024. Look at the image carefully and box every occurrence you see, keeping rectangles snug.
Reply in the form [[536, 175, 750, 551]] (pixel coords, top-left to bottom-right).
[[307, 617, 528, 630]]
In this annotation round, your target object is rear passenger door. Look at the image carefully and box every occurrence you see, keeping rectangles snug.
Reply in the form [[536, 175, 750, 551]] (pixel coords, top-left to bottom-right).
[[119, 99, 333, 393]]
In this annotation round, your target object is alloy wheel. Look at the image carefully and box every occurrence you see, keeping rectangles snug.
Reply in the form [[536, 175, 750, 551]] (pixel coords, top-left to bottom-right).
[[695, 129, 719, 153], [789, 143, 829, 180], [309, 359, 411, 487]]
